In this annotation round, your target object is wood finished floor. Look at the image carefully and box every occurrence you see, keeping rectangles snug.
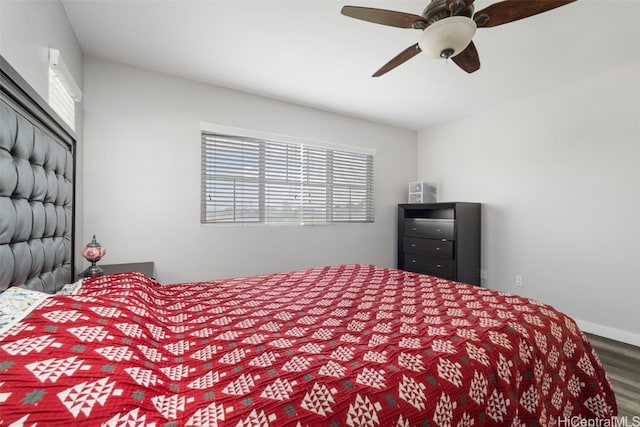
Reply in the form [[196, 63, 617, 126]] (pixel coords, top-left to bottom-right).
[[586, 333, 640, 418]]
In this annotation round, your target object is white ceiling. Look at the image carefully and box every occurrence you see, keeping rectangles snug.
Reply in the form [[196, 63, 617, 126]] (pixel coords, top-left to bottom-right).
[[61, 0, 640, 131]]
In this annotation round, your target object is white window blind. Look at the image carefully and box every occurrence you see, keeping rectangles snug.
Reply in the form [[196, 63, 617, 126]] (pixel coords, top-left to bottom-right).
[[201, 131, 374, 224], [48, 48, 82, 130]]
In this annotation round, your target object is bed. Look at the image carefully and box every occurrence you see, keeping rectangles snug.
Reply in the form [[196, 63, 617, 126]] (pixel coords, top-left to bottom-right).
[[0, 57, 617, 425], [0, 266, 618, 425]]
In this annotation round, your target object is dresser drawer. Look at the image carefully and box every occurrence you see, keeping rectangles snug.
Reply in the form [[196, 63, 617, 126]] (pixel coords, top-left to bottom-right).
[[398, 203, 480, 285], [404, 219, 454, 240], [403, 255, 455, 279], [403, 237, 453, 258]]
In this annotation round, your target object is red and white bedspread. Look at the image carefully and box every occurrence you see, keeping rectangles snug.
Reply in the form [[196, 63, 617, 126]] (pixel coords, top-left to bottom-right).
[[0, 264, 616, 426]]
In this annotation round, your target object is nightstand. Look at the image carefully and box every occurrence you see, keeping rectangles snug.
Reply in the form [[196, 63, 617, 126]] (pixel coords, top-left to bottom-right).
[[79, 262, 155, 279]]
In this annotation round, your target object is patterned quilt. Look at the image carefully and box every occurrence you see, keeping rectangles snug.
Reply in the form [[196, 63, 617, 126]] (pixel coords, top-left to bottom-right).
[[0, 264, 616, 426]]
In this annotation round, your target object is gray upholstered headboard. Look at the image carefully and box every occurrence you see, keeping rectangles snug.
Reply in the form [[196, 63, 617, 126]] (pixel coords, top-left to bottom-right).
[[0, 57, 75, 293]]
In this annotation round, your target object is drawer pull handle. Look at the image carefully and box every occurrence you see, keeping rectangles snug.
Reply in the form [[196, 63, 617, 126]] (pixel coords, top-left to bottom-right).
[[411, 243, 416, 247], [412, 260, 417, 263], [436, 247, 441, 251], [437, 264, 442, 268], [412, 227, 417, 231]]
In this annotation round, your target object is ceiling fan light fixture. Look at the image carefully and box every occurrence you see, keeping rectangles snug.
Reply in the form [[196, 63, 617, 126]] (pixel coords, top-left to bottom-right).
[[418, 16, 477, 59]]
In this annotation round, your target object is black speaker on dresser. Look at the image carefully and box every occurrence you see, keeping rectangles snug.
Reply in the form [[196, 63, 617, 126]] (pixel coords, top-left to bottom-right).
[[398, 202, 481, 285]]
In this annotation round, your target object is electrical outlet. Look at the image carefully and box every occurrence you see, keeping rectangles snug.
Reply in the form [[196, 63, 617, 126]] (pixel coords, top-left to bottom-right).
[[515, 275, 524, 287]]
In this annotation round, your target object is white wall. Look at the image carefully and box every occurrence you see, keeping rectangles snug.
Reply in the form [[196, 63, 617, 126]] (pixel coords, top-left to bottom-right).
[[82, 57, 417, 283], [0, 0, 85, 274], [0, 0, 82, 101], [418, 61, 640, 346]]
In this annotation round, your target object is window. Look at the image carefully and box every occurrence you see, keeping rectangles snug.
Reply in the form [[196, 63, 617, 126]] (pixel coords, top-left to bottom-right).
[[48, 48, 82, 130], [201, 126, 375, 225]]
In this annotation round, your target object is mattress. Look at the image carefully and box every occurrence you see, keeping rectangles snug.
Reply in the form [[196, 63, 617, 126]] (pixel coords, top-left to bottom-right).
[[0, 264, 616, 425]]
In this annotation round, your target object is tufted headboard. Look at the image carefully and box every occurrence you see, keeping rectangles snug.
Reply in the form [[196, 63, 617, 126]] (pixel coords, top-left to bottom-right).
[[0, 57, 75, 293]]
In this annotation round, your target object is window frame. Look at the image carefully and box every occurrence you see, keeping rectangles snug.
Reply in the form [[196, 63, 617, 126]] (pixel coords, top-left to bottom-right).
[[48, 48, 82, 130], [201, 123, 376, 226]]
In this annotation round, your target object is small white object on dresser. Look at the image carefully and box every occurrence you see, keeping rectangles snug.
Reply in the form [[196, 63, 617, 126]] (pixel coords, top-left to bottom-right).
[[408, 181, 437, 203]]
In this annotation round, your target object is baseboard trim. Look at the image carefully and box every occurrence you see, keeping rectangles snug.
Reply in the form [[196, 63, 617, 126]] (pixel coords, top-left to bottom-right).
[[575, 318, 640, 347]]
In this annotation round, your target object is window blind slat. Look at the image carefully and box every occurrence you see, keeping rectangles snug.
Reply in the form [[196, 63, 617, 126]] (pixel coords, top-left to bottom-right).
[[201, 132, 374, 224], [48, 68, 75, 130]]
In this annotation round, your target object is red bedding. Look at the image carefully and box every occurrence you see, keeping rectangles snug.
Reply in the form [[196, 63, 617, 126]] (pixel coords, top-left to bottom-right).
[[0, 264, 616, 426]]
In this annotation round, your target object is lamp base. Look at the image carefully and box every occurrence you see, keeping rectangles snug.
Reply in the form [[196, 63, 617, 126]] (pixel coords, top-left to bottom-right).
[[81, 263, 104, 277]]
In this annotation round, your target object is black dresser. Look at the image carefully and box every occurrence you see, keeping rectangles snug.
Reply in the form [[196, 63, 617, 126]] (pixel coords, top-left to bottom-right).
[[398, 202, 481, 285]]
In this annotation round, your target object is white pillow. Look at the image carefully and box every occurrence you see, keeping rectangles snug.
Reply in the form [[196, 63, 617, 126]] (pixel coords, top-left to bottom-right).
[[57, 278, 84, 295], [0, 287, 50, 334]]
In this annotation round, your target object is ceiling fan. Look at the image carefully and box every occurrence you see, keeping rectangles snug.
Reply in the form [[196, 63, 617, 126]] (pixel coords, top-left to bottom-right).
[[341, 0, 576, 76]]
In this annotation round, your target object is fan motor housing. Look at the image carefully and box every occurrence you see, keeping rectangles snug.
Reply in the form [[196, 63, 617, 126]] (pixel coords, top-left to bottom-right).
[[423, 0, 474, 25]]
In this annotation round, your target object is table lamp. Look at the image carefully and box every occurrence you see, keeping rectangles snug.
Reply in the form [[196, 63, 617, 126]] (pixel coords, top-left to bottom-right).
[[82, 235, 106, 277]]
